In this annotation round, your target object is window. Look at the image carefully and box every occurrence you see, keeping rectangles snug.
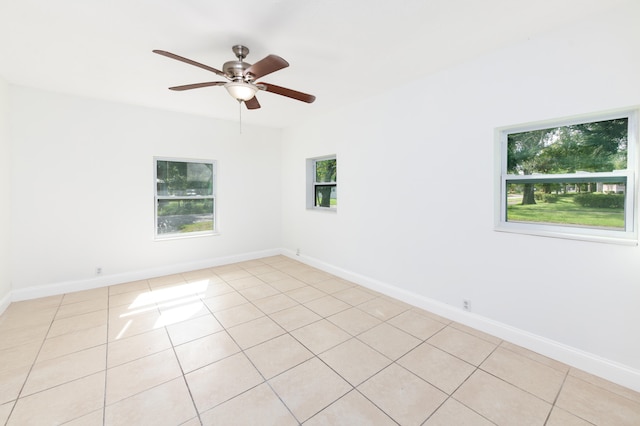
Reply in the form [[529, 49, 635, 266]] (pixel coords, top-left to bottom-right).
[[155, 158, 216, 238], [496, 110, 637, 244], [307, 156, 337, 210]]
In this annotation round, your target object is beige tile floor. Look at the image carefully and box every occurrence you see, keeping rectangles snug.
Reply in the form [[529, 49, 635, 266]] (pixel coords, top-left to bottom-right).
[[1, 255, 639, 425]]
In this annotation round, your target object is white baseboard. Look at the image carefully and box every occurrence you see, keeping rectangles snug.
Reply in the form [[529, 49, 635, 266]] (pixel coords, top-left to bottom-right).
[[282, 249, 640, 393], [0, 290, 10, 316], [10, 248, 281, 302]]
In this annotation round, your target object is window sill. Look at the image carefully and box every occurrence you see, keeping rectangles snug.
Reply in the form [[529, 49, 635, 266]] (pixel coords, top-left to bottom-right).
[[495, 224, 637, 246], [307, 207, 337, 213], [154, 231, 220, 241]]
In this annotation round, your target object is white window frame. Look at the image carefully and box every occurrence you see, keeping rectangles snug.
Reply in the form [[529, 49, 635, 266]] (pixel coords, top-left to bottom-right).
[[495, 109, 638, 245], [306, 155, 337, 211], [154, 157, 217, 240]]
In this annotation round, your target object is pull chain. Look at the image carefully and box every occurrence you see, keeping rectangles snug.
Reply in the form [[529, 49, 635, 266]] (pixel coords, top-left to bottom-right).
[[238, 100, 243, 134]]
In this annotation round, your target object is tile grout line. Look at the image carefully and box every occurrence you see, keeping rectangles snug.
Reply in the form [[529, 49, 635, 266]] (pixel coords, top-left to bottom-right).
[[569, 373, 640, 407], [542, 368, 570, 426], [425, 340, 503, 426], [223, 263, 314, 424], [103, 280, 158, 424], [192, 261, 303, 423], [103, 284, 116, 426], [4, 296, 65, 426], [108, 278, 204, 423], [311, 311, 480, 425], [307, 347, 399, 425], [275, 280, 424, 424], [247, 264, 459, 424], [189, 265, 271, 421], [155, 274, 207, 424], [163, 307, 204, 426], [205, 261, 375, 424]]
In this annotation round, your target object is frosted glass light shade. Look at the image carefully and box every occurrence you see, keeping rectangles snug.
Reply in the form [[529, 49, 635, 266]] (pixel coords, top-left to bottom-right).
[[224, 82, 257, 101]]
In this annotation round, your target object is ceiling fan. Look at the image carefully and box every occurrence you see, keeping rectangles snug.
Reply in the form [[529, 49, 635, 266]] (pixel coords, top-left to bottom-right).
[[153, 45, 316, 110]]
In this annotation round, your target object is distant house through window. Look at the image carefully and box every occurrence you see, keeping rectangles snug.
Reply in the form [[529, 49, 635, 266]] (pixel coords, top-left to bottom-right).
[[307, 156, 337, 210], [154, 157, 216, 238], [496, 110, 637, 244]]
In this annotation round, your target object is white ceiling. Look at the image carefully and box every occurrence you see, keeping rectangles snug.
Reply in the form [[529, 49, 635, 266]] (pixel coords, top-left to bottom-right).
[[0, 0, 630, 128]]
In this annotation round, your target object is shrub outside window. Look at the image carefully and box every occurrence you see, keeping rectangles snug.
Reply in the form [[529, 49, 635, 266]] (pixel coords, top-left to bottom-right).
[[155, 158, 216, 238], [496, 110, 637, 244], [308, 156, 337, 210]]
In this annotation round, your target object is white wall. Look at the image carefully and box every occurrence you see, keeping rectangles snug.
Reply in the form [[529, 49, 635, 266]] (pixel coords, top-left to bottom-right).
[[0, 77, 11, 310], [9, 86, 282, 296], [281, 3, 640, 389]]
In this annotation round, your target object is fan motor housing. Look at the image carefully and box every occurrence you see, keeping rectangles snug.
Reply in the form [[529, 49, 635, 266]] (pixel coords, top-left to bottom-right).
[[223, 60, 251, 80]]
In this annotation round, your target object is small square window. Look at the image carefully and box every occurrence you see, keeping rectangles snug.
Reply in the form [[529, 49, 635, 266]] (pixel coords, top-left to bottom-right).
[[307, 156, 337, 210]]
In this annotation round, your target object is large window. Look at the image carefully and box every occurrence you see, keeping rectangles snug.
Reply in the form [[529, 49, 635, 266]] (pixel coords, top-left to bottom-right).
[[155, 158, 216, 238], [496, 110, 637, 244], [307, 156, 337, 210]]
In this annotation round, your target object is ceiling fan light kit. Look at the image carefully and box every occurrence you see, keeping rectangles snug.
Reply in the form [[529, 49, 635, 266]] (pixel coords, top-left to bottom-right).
[[224, 81, 257, 101], [153, 45, 315, 110]]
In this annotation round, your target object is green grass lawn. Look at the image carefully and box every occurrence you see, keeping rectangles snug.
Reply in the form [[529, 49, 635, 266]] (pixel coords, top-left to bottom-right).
[[507, 194, 624, 229], [179, 221, 213, 233]]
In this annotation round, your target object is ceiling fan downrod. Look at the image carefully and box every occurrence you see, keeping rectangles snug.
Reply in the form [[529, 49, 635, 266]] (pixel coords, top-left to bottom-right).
[[232, 45, 249, 61]]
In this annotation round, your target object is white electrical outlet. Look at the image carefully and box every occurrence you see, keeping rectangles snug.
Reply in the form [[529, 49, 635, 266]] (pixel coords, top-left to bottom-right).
[[463, 299, 471, 311], [96, 267, 102, 275], [296, 248, 300, 256]]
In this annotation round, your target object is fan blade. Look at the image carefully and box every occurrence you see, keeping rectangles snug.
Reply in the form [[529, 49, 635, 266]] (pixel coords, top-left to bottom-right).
[[244, 55, 289, 80], [153, 50, 228, 78], [258, 82, 316, 103], [169, 82, 226, 91], [245, 96, 261, 110]]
